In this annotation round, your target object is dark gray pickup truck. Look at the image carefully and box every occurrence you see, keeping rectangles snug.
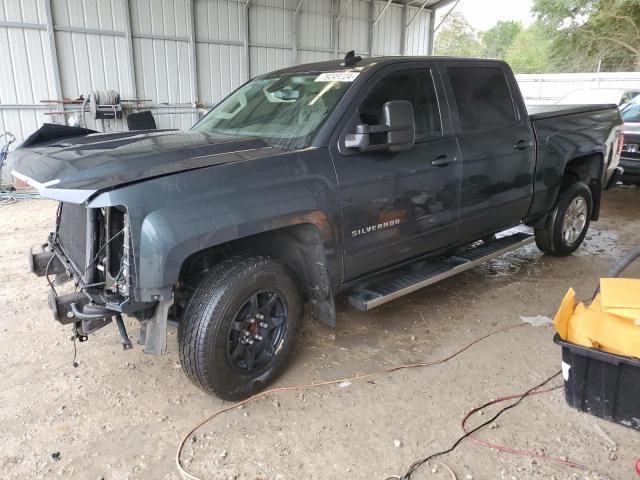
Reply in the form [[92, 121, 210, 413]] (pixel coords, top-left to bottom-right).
[[13, 55, 623, 400]]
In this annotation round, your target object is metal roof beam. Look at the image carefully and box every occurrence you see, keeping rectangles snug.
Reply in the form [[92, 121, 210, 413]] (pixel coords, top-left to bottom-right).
[[434, 0, 460, 31], [372, 0, 393, 28], [405, 0, 430, 28], [0, 20, 45, 29], [428, 0, 459, 10], [294, 0, 306, 15]]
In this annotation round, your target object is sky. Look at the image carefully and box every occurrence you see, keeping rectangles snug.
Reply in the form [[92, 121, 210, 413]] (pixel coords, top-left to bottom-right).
[[441, 0, 536, 32]]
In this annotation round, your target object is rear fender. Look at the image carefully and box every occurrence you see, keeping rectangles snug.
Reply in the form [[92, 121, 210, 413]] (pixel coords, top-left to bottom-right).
[[527, 108, 620, 224]]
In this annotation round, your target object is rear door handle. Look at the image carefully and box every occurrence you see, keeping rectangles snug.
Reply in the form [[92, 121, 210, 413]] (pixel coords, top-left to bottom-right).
[[431, 154, 456, 167], [514, 139, 533, 150]]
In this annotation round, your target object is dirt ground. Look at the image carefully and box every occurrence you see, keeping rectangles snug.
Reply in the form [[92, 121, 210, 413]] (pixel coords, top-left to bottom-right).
[[1, 188, 639, 480]]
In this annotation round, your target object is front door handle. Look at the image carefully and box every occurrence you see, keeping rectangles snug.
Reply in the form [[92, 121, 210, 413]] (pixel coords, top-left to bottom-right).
[[513, 139, 533, 150], [431, 154, 456, 167]]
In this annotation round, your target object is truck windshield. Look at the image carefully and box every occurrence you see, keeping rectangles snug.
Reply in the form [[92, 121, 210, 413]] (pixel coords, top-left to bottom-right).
[[192, 73, 356, 149]]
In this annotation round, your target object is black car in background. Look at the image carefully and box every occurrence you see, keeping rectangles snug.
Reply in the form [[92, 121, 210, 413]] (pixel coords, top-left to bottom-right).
[[620, 98, 640, 185]]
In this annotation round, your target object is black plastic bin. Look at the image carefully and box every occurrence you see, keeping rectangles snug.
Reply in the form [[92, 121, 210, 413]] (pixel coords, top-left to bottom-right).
[[554, 334, 640, 430]]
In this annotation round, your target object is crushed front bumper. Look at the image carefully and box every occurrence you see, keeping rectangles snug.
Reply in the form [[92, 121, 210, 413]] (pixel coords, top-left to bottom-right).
[[29, 242, 170, 354], [29, 242, 134, 348]]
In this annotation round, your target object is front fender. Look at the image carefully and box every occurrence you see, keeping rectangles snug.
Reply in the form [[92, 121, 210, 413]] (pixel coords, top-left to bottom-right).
[[139, 208, 337, 292], [88, 148, 341, 300]]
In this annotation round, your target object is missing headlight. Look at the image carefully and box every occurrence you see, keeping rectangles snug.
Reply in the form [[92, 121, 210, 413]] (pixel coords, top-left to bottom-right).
[[103, 206, 130, 295]]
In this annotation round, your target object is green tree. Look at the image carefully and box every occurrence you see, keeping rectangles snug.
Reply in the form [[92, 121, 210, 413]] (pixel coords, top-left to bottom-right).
[[481, 20, 523, 59], [434, 12, 482, 57], [505, 22, 553, 73], [533, 0, 640, 71]]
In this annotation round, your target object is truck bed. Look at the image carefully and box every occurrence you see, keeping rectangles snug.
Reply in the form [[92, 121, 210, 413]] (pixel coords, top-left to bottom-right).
[[527, 103, 618, 121]]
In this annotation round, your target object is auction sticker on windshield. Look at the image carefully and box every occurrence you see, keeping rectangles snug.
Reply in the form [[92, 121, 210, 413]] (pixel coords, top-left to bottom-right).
[[315, 72, 359, 82]]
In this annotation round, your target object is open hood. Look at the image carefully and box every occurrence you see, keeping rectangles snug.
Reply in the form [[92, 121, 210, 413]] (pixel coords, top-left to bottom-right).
[[11, 128, 277, 203]]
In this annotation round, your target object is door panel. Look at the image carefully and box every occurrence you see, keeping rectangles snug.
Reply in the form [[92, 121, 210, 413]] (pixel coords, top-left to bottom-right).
[[335, 139, 461, 279], [441, 62, 536, 241], [330, 63, 461, 281], [456, 123, 534, 240]]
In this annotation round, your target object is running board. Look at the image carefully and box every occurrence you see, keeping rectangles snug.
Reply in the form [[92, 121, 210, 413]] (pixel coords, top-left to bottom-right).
[[348, 231, 535, 311]]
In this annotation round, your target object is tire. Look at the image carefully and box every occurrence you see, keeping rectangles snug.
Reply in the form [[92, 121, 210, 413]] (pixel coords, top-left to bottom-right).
[[534, 181, 592, 256], [178, 255, 303, 401]]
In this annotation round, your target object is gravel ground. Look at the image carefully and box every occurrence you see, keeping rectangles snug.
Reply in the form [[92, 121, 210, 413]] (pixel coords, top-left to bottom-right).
[[1, 187, 639, 480]]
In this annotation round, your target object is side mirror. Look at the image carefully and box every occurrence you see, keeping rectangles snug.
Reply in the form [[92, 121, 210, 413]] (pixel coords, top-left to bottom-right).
[[345, 100, 415, 152]]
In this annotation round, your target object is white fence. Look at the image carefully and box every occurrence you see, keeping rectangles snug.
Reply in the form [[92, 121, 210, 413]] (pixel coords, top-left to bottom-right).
[[517, 72, 640, 104]]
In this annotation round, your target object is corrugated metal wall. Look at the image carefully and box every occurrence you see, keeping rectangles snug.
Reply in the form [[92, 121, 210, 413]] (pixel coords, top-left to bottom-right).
[[130, 0, 196, 129], [195, 0, 245, 105], [0, 0, 55, 149], [405, 3, 432, 55], [298, 0, 332, 64], [0, 0, 434, 152], [372, 1, 404, 56]]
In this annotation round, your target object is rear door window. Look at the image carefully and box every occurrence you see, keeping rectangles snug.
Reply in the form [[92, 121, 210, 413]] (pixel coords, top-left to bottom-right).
[[447, 66, 517, 131], [359, 69, 442, 141]]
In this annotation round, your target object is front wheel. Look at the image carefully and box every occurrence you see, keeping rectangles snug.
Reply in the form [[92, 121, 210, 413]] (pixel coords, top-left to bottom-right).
[[178, 256, 302, 401], [534, 181, 592, 256]]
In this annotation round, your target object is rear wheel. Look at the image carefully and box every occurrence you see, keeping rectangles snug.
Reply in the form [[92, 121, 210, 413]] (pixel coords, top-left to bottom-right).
[[534, 181, 592, 256], [178, 256, 302, 400]]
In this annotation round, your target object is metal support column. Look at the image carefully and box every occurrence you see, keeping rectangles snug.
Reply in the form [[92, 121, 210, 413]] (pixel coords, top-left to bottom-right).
[[406, 0, 431, 29], [244, 0, 252, 81], [44, 0, 63, 109], [430, 0, 460, 55], [428, 8, 436, 55], [405, 0, 435, 56], [372, 0, 393, 28], [400, 3, 409, 55], [292, 0, 305, 65], [187, 0, 199, 105], [367, 0, 375, 57], [371, 0, 396, 57], [123, 0, 138, 99], [332, 0, 340, 58]]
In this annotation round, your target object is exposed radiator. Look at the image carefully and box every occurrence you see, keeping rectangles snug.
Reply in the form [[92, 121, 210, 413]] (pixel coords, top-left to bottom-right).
[[57, 202, 88, 272]]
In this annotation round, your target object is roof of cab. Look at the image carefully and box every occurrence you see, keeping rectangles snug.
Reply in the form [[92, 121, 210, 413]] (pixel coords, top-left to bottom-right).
[[264, 56, 509, 77]]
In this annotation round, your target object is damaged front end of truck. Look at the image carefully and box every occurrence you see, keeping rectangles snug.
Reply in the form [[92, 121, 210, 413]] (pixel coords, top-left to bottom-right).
[[14, 123, 275, 355], [12, 125, 161, 352], [28, 200, 164, 352]]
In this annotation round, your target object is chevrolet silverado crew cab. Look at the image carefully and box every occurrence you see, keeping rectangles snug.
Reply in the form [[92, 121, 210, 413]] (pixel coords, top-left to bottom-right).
[[13, 55, 623, 400]]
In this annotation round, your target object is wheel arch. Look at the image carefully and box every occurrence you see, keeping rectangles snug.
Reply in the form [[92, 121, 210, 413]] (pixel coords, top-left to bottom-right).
[[562, 152, 603, 221], [527, 151, 604, 228], [174, 220, 338, 327]]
